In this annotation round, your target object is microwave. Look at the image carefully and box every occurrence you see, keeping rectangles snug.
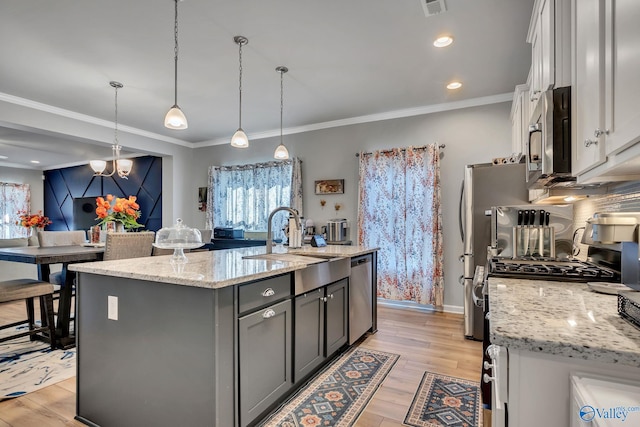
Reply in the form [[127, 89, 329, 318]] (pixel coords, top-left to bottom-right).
[[526, 86, 573, 188]]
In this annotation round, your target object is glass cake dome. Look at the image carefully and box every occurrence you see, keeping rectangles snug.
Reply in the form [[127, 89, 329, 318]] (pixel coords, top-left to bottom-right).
[[154, 218, 203, 263]]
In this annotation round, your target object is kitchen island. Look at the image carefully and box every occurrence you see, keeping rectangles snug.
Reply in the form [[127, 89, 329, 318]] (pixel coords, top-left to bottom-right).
[[69, 245, 378, 427], [488, 278, 640, 427]]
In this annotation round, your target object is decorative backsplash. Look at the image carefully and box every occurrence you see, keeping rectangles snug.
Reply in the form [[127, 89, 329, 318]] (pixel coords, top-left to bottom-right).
[[573, 181, 640, 259]]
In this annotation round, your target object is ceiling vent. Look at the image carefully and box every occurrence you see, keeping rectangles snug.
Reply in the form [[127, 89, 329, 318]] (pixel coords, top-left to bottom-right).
[[421, 0, 447, 17]]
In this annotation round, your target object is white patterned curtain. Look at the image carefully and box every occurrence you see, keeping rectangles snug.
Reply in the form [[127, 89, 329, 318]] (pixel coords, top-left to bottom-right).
[[357, 145, 443, 307], [1, 183, 31, 238], [206, 158, 303, 241]]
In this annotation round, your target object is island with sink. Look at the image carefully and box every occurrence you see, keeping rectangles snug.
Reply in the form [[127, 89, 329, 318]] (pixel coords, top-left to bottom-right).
[[69, 244, 378, 427]]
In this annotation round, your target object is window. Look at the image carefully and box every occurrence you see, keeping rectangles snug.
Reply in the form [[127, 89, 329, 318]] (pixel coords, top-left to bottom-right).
[[206, 158, 302, 241], [1, 183, 30, 238]]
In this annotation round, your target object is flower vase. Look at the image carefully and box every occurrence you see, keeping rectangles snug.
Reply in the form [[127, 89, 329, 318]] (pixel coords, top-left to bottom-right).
[[115, 222, 125, 233]]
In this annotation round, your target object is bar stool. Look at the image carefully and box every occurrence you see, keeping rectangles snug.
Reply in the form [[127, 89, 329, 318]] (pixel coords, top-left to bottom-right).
[[0, 279, 56, 350]]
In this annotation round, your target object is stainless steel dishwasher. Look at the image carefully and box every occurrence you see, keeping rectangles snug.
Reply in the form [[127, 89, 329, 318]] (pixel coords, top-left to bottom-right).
[[349, 254, 373, 344]]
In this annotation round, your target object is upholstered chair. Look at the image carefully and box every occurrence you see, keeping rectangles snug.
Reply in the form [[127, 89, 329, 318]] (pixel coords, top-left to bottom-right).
[[103, 232, 155, 261]]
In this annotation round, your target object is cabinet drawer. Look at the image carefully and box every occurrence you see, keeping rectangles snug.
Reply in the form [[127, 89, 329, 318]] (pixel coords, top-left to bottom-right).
[[238, 274, 291, 315]]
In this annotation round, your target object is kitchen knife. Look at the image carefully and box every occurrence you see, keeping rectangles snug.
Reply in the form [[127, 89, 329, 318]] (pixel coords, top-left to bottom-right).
[[545, 211, 550, 226], [530, 210, 539, 256], [517, 210, 524, 226], [523, 210, 530, 256], [539, 210, 545, 226]]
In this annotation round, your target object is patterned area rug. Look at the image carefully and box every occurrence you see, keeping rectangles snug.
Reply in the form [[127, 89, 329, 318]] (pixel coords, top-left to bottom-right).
[[259, 347, 399, 427], [0, 326, 76, 400], [404, 372, 482, 427]]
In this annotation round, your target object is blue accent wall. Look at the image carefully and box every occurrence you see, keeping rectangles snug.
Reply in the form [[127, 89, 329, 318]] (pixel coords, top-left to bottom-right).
[[43, 156, 162, 232]]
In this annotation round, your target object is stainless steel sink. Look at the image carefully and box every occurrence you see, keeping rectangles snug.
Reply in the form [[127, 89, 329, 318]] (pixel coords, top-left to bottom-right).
[[242, 252, 350, 296], [294, 257, 350, 296]]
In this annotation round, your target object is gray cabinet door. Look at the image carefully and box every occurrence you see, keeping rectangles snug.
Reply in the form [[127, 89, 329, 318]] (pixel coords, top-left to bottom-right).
[[294, 288, 325, 382], [238, 299, 292, 427], [325, 278, 348, 357]]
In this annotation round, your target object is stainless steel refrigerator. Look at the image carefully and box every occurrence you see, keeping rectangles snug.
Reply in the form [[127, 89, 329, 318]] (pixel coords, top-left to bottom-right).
[[459, 162, 528, 340]]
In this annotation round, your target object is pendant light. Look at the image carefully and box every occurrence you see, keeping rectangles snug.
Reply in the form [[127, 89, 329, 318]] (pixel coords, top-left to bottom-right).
[[230, 36, 249, 148], [274, 66, 290, 160], [90, 81, 133, 179], [164, 0, 188, 129]]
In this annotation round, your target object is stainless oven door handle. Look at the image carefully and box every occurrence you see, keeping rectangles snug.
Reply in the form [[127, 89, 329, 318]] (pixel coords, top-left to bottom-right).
[[472, 279, 484, 307]]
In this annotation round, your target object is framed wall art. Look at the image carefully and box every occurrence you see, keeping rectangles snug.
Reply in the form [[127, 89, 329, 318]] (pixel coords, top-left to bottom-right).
[[314, 179, 344, 195]]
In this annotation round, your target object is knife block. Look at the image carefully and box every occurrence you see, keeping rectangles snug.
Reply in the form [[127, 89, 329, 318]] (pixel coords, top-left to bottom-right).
[[513, 226, 556, 259]]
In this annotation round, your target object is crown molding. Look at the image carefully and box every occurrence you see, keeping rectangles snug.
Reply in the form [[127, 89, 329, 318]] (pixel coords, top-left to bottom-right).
[[194, 92, 514, 147], [0, 92, 191, 148]]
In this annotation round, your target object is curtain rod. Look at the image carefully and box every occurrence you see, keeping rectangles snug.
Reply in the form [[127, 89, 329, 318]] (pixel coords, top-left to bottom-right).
[[355, 144, 445, 157]]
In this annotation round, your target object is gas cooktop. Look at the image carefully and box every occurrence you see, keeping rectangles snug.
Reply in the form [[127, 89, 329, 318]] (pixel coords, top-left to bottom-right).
[[488, 257, 621, 282]]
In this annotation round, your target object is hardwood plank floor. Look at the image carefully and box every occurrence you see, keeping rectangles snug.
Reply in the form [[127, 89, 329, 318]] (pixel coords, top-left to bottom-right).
[[0, 301, 484, 426]]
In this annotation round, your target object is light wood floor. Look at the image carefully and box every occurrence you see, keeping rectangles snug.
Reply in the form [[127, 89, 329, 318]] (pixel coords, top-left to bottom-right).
[[0, 302, 483, 427]]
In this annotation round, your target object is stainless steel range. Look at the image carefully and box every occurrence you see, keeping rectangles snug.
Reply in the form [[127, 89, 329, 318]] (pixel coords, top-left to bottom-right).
[[488, 257, 620, 282]]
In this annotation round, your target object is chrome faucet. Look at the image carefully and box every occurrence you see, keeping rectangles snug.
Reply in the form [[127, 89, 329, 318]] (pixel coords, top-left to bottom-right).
[[267, 206, 300, 253]]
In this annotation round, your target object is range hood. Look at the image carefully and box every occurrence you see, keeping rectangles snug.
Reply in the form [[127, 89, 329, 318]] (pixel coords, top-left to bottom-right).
[[529, 183, 609, 204]]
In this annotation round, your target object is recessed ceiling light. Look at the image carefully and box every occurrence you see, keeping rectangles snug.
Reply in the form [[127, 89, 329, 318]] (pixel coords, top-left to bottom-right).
[[446, 81, 462, 90], [0, 155, 8, 159], [433, 36, 453, 48], [30, 160, 40, 164]]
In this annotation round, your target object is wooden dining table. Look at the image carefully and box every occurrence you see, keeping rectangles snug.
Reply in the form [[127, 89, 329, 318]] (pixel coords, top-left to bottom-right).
[[0, 244, 104, 348]]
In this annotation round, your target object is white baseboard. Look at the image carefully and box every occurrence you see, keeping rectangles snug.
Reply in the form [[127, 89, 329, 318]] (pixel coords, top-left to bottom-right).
[[377, 298, 463, 315]]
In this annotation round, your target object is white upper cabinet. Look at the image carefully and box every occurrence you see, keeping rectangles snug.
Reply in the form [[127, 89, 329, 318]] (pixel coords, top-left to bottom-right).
[[511, 83, 530, 155], [603, 0, 640, 155], [572, 0, 606, 174], [573, 0, 640, 183], [527, 0, 571, 118]]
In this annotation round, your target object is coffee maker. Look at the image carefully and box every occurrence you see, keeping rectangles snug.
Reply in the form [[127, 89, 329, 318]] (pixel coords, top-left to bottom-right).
[[324, 218, 350, 244]]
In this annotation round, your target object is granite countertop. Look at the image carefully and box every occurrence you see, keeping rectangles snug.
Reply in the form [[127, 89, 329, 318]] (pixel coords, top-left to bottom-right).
[[69, 244, 378, 290], [489, 277, 640, 367]]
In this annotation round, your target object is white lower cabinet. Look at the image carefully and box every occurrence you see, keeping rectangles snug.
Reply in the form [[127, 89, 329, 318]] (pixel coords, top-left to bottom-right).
[[571, 374, 640, 426], [505, 349, 640, 427]]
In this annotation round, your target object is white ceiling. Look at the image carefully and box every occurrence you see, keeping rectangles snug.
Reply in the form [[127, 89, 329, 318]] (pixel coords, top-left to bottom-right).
[[0, 0, 534, 170]]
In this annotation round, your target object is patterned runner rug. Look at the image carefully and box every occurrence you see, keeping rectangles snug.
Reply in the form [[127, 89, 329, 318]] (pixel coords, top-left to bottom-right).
[[404, 372, 482, 427], [0, 326, 76, 400], [259, 347, 399, 427]]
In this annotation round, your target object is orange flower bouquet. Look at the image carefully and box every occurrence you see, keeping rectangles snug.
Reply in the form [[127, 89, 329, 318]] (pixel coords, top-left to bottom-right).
[[95, 194, 144, 229], [16, 210, 52, 229]]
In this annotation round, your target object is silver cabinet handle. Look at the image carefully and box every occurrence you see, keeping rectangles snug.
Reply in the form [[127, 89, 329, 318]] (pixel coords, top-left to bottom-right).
[[485, 311, 491, 320], [484, 361, 494, 370], [483, 373, 495, 383], [584, 139, 598, 147], [458, 275, 464, 285], [486, 344, 499, 358], [262, 288, 275, 297], [594, 128, 609, 137], [459, 255, 464, 262], [262, 309, 276, 319]]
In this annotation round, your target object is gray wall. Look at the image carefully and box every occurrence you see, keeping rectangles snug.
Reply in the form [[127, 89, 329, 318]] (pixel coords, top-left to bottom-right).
[[186, 101, 514, 312]]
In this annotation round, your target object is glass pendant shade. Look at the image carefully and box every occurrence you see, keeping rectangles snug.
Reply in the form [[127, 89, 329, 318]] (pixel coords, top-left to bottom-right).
[[116, 159, 133, 177], [231, 36, 249, 148], [231, 128, 249, 148], [274, 143, 289, 160], [274, 66, 290, 160], [164, 105, 188, 129], [90, 81, 134, 179], [90, 160, 107, 174], [165, 0, 188, 130]]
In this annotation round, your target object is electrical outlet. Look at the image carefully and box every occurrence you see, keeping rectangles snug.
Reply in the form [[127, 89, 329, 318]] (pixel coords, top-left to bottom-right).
[[108, 295, 118, 320]]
